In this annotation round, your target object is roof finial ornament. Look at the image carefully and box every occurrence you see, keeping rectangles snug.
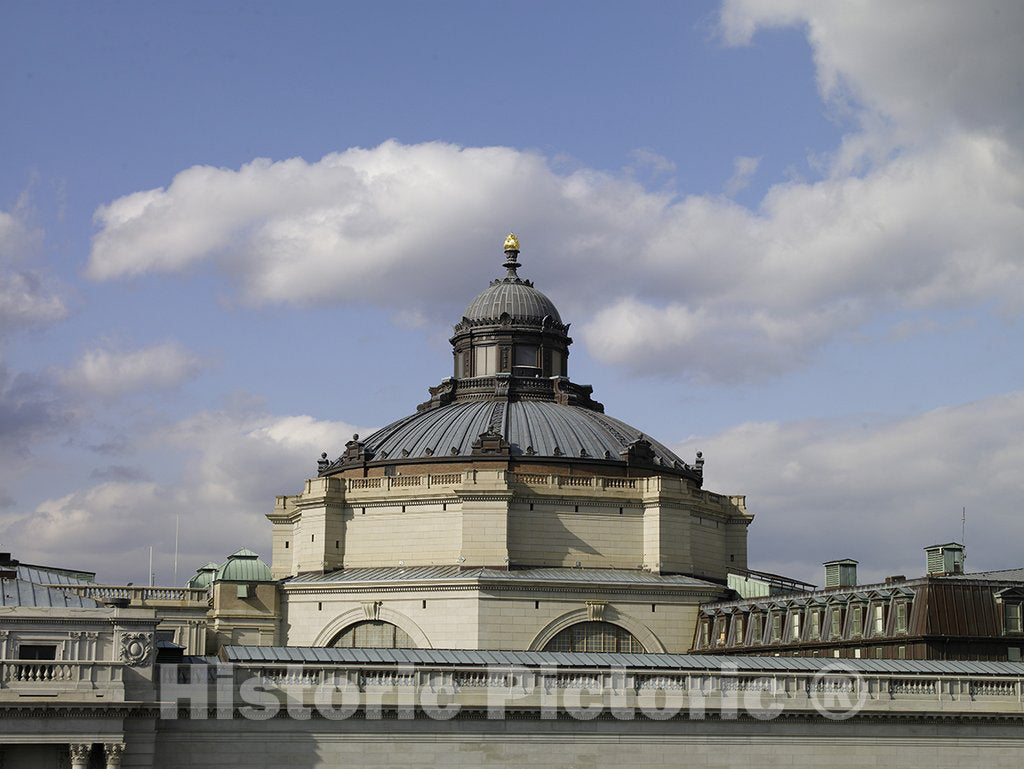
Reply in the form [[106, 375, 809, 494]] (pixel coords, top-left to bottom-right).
[[502, 232, 521, 280]]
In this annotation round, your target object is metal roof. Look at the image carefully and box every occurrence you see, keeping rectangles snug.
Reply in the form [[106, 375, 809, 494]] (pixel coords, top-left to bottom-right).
[[16, 563, 95, 586], [0, 578, 100, 608], [215, 548, 272, 583], [187, 562, 220, 589], [364, 400, 687, 466], [463, 279, 561, 324], [221, 645, 1024, 676], [944, 568, 1024, 582], [286, 566, 721, 589]]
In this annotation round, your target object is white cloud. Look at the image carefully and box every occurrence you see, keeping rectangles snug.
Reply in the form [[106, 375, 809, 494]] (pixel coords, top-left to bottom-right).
[[0, 405, 372, 583], [85, 135, 1024, 382], [719, 0, 1024, 140], [723, 155, 760, 196], [61, 341, 205, 397], [84, 2, 1024, 383], [677, 391, 1024, 584]]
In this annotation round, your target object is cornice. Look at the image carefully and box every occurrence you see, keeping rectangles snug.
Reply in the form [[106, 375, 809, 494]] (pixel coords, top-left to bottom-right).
[[0, 616, 155, 627], [0, 702, 154, 718], [281, 580, 725, 600]]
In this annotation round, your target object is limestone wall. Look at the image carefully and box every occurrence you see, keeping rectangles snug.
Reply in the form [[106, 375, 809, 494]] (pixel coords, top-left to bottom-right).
[[507, 501, 644, 568], [267, 469, 752, 579], [280, 583, 711, 653]]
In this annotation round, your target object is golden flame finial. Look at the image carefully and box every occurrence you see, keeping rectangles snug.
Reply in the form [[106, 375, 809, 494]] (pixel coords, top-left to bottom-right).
[[503, 233, 520, 252]]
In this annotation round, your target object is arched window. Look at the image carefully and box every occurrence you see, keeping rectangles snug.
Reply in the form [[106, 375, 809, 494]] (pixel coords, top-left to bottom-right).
[[329, 621, 414, 649], [543, 621, 645, 653]]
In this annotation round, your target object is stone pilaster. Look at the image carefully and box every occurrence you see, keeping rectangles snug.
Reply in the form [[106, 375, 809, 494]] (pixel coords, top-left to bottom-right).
[[642, 476, 693, 574], [456, 471, 511, 567], [292, 476, 346, 573]]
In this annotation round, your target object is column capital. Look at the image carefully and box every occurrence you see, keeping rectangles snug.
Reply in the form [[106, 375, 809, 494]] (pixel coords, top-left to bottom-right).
[[104, 742, 126, 768], [69, 743, 92, 768]]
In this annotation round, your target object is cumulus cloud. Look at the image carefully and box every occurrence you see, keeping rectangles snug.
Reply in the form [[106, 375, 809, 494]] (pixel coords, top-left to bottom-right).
[[85, 136, 1024, 382], [677, 391, 1024, 585], [719, 0, 1024, 142], [84, 2, 1024, 382], [0, 406, 371, 582], [61, 341, 205, 398]]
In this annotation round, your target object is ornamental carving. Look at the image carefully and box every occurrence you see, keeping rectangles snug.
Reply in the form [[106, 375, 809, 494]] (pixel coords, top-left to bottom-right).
[[119, 632, 152, 666], [362, 600, 382, 621], [104, 743, 126, 766], [68, 744, 91, 761], [586, 601, 607, 621]]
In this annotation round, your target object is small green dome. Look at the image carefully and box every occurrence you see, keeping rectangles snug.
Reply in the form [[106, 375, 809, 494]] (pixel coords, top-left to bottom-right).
[[214, 548, 272, 583], [186, 562, 220, 589]]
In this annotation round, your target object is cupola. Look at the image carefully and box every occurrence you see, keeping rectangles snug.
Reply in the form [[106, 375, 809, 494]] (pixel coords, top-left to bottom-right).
[[451, 234, 571, 382]]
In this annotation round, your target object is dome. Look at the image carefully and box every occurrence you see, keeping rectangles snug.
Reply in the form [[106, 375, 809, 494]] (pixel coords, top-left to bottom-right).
[[214, 548, 272, 583], [186, 562, 219, 589], [363, 400, 689, 470], [322, 234, 701, 483], [463, 280, 562, 324], [460, 234, 562, 324]]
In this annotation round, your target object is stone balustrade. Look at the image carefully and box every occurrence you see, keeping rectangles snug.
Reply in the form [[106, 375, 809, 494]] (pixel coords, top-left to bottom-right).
[[0, 660, 124, 699], [54, 584, 210, 605], [162, 659, 1024, 718], [294, 470, 749, 513]]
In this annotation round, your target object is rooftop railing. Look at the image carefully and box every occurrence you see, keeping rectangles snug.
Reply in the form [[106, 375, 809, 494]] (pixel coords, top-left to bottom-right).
[[0, 660, 125, 695], [163, 659, 1024, 718], [296, 471, 747, 514], [54, 584, 210, 604]]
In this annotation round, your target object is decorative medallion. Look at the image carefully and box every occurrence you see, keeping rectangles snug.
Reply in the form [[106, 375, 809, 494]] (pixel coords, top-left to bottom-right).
[[119, 632, 152, 666]]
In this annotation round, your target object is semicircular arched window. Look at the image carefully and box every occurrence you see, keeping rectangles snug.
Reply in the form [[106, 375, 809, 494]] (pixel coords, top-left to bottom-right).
[[543, 621, 645, 653], [329, 620, 415, 649]]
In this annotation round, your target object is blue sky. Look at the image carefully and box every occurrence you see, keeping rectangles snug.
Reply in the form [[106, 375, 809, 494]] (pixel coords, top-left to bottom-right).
[[1, 1, 1022, 586]]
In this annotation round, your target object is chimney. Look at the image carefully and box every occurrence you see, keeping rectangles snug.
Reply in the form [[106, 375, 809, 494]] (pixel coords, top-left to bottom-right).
[[823, 559, 858, 588], [925, 542, 965, 575]]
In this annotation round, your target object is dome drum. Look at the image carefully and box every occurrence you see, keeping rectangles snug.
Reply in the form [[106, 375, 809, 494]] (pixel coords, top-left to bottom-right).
[[451, 315, 572, 381]]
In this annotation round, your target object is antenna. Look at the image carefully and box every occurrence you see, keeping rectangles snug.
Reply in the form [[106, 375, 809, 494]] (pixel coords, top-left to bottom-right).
[[149, 546, 154, 587], [961, 507, 967, 565], [173, 515, 179, 585]]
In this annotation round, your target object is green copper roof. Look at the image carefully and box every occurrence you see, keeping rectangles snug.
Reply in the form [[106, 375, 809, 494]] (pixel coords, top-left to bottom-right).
[[186, 562, 220, 589], [214, 548, 272, 583]]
